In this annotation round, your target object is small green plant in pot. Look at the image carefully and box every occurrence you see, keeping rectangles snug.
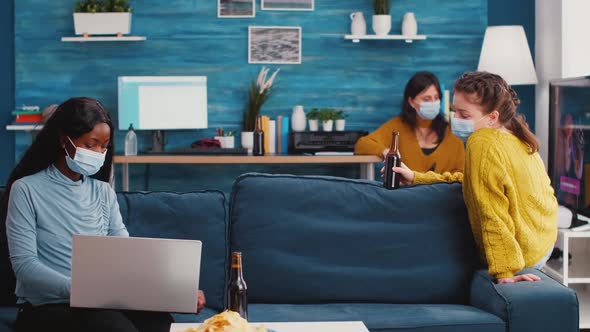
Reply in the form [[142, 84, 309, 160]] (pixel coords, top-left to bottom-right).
[[307, 108, 320, 132], [335, 110, 346, 131], [73, 0, 133, 36], [318, 108, 340, 132], [372, 0, 391, 36], [241, 67, 280, 151]]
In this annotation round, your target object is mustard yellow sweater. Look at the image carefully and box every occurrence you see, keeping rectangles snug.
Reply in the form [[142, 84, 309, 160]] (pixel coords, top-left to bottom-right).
[[354, 116, 465, 173], [414, 128, 558, 279]]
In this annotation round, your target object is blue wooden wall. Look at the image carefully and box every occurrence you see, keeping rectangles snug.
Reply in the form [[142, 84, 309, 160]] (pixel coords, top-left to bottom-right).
[[0, 0, 15, 184], [14, 0, 486, 192]]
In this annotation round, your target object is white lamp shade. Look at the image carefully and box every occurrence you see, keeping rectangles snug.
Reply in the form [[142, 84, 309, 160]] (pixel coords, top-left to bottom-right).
[[477, 25, 538, 85]]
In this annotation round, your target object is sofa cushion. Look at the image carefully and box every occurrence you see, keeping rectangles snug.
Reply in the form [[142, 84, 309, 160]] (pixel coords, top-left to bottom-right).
[[117, 191, 228, 311], [0, 307, 16, 332], [247, 303, 504, 332], [230, 174, 479, 304]]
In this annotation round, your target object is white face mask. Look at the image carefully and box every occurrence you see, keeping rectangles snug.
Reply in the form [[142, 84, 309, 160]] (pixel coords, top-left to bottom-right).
[[64, 137, 107, 176], [417, 101, 441, 120]]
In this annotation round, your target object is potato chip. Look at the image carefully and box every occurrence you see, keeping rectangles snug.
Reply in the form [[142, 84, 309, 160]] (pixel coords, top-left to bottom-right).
[[184, 311, 268, 332]]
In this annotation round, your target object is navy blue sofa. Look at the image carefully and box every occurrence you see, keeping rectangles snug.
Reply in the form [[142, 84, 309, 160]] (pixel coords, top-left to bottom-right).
[[0, 173, 580, 332]]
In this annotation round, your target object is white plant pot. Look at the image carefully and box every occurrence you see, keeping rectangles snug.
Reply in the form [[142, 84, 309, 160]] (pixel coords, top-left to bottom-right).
[[241, 131, 254, 153], [402, 12, 418, 36], [308, 119, 319, 132], [335, 119, 346, 131], [216, 136, 235, 149], [291, 105, 307, 132], [372, 15, 391, 36], [73, 13, 132, 36], [322, 120, 334, 132]]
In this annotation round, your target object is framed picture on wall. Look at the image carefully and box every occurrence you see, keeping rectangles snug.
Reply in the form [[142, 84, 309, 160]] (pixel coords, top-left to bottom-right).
[[248, 26, 302, 64], [218, 0, 255, 18], [261, 0, 314, 11]]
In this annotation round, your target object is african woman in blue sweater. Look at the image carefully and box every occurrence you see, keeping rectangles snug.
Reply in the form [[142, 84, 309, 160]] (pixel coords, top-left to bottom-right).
[[2, 97, 205, 332]]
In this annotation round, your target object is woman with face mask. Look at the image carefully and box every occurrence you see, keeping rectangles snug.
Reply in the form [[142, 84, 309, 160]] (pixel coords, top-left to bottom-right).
[[355, 71, 465, 173], [389, 72, 557, 284], [1, 97, 205, 332]]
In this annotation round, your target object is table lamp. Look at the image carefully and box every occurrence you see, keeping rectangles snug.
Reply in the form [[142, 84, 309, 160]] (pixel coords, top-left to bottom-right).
[[477, 25, 538, 85]]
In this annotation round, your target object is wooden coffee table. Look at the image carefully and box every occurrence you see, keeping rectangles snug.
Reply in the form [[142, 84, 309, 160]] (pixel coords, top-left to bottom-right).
[[170, 321, 369, 332]]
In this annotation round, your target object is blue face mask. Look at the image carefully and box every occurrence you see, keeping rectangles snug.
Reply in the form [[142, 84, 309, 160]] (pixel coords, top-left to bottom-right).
[[417, 101, 440, 120], [451, 115, 489, 140], [64, 137, 107, 176], [451, 117, 474, 139]]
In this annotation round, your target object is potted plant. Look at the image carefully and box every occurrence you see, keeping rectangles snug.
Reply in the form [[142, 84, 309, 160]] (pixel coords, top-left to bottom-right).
[[307, 108, 320, 132], [74, 0, 133, 37], [372, 0, 391, 36], [335, 110, 346, 131], [242, 67, 280, 151], [319, 108, 339, 132]]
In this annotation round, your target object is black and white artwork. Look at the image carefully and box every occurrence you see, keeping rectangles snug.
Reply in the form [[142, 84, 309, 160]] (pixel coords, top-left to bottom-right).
[[218, 0, 255, 18], [261, 0, 314, 11], [248, 26, 302, 64]]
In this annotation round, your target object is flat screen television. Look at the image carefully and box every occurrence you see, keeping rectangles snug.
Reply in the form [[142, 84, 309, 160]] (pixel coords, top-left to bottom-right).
[[548, 76, 590, 217]]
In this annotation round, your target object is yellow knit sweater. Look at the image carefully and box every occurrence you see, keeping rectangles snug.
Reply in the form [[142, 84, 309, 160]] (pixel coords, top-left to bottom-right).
[[414, 128, 558, 279], [354, 116, 465, 173]]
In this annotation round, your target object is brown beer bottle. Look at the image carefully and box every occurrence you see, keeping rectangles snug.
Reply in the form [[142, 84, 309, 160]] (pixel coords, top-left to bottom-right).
[[253, 115, 265, 156], [383, 130, 401, 190], [226, 251, 248, 319]]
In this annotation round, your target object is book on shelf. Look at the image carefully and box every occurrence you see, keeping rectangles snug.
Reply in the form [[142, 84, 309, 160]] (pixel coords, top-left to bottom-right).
[[13, 113, 43, 123], [281, 117, 289, 154], [277, 116, 283, 153], [269, 120, 276, 154], [262, 116, 270, 153]]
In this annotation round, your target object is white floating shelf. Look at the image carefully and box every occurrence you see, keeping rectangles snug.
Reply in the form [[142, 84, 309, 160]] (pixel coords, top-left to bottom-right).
[[345, 34, 427, 43], [61, 36, 146, 42], [6, 124, 44, 131]]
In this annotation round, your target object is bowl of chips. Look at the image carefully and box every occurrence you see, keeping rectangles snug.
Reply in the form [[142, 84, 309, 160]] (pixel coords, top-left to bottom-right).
[[184, 311, 268, 332]]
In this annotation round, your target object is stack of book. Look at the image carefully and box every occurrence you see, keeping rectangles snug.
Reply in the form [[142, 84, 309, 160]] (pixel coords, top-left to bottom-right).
[[259, 115, 290, 154], [12, 106, 42, 124]]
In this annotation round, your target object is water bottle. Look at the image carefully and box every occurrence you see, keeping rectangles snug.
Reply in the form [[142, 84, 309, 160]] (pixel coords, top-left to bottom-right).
[[124, 123, 137, 156]]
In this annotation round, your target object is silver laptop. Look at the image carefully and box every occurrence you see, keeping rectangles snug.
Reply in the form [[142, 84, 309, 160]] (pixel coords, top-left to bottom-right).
[[70, 235, 201, 313]]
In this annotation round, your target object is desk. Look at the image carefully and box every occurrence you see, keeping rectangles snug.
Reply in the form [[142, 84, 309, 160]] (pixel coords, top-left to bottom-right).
[[114, 155, 381, 191]]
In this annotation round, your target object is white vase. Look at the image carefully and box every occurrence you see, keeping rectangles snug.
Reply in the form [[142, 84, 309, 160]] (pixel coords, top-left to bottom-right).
[[308, 119, 319, 132], [402, 12, 418, 36], [73, 13, 132, 36], [372, 15, 391, 36], [322, 120, 334, 132], [335, 119, 346, 131], [291, 105, 307, 132], [350, 12, 367, 35], [241, 131, 254, 153]]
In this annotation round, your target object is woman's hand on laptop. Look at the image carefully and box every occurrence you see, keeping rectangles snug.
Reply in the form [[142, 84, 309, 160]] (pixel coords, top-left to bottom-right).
[[197, 290, 206, 313]]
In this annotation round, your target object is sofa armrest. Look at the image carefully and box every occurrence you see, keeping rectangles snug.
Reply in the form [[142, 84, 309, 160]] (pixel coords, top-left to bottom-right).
[[469, 268, 579, 332]]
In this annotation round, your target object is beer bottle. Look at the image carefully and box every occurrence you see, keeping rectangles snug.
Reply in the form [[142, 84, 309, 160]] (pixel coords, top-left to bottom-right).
[[226, 251, 248, 319], [253, 115, 265, 156], [383, 130, 401, 190]]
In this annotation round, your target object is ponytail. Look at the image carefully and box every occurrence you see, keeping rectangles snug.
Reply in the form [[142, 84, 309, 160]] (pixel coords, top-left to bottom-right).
[[506, 113, 539, 153]]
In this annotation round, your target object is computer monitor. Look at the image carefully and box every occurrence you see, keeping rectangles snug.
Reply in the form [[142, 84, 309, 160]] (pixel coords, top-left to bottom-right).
[[118, 76, 208, 152], [548, 76, 590, 217]]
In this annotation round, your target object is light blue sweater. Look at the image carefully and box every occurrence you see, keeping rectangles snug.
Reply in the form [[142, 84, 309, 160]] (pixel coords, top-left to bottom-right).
[[6, 164, 128, 305]]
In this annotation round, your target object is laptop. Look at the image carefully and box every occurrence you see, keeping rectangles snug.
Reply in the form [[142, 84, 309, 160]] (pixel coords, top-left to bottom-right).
[[70, 235, 202, 313]]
